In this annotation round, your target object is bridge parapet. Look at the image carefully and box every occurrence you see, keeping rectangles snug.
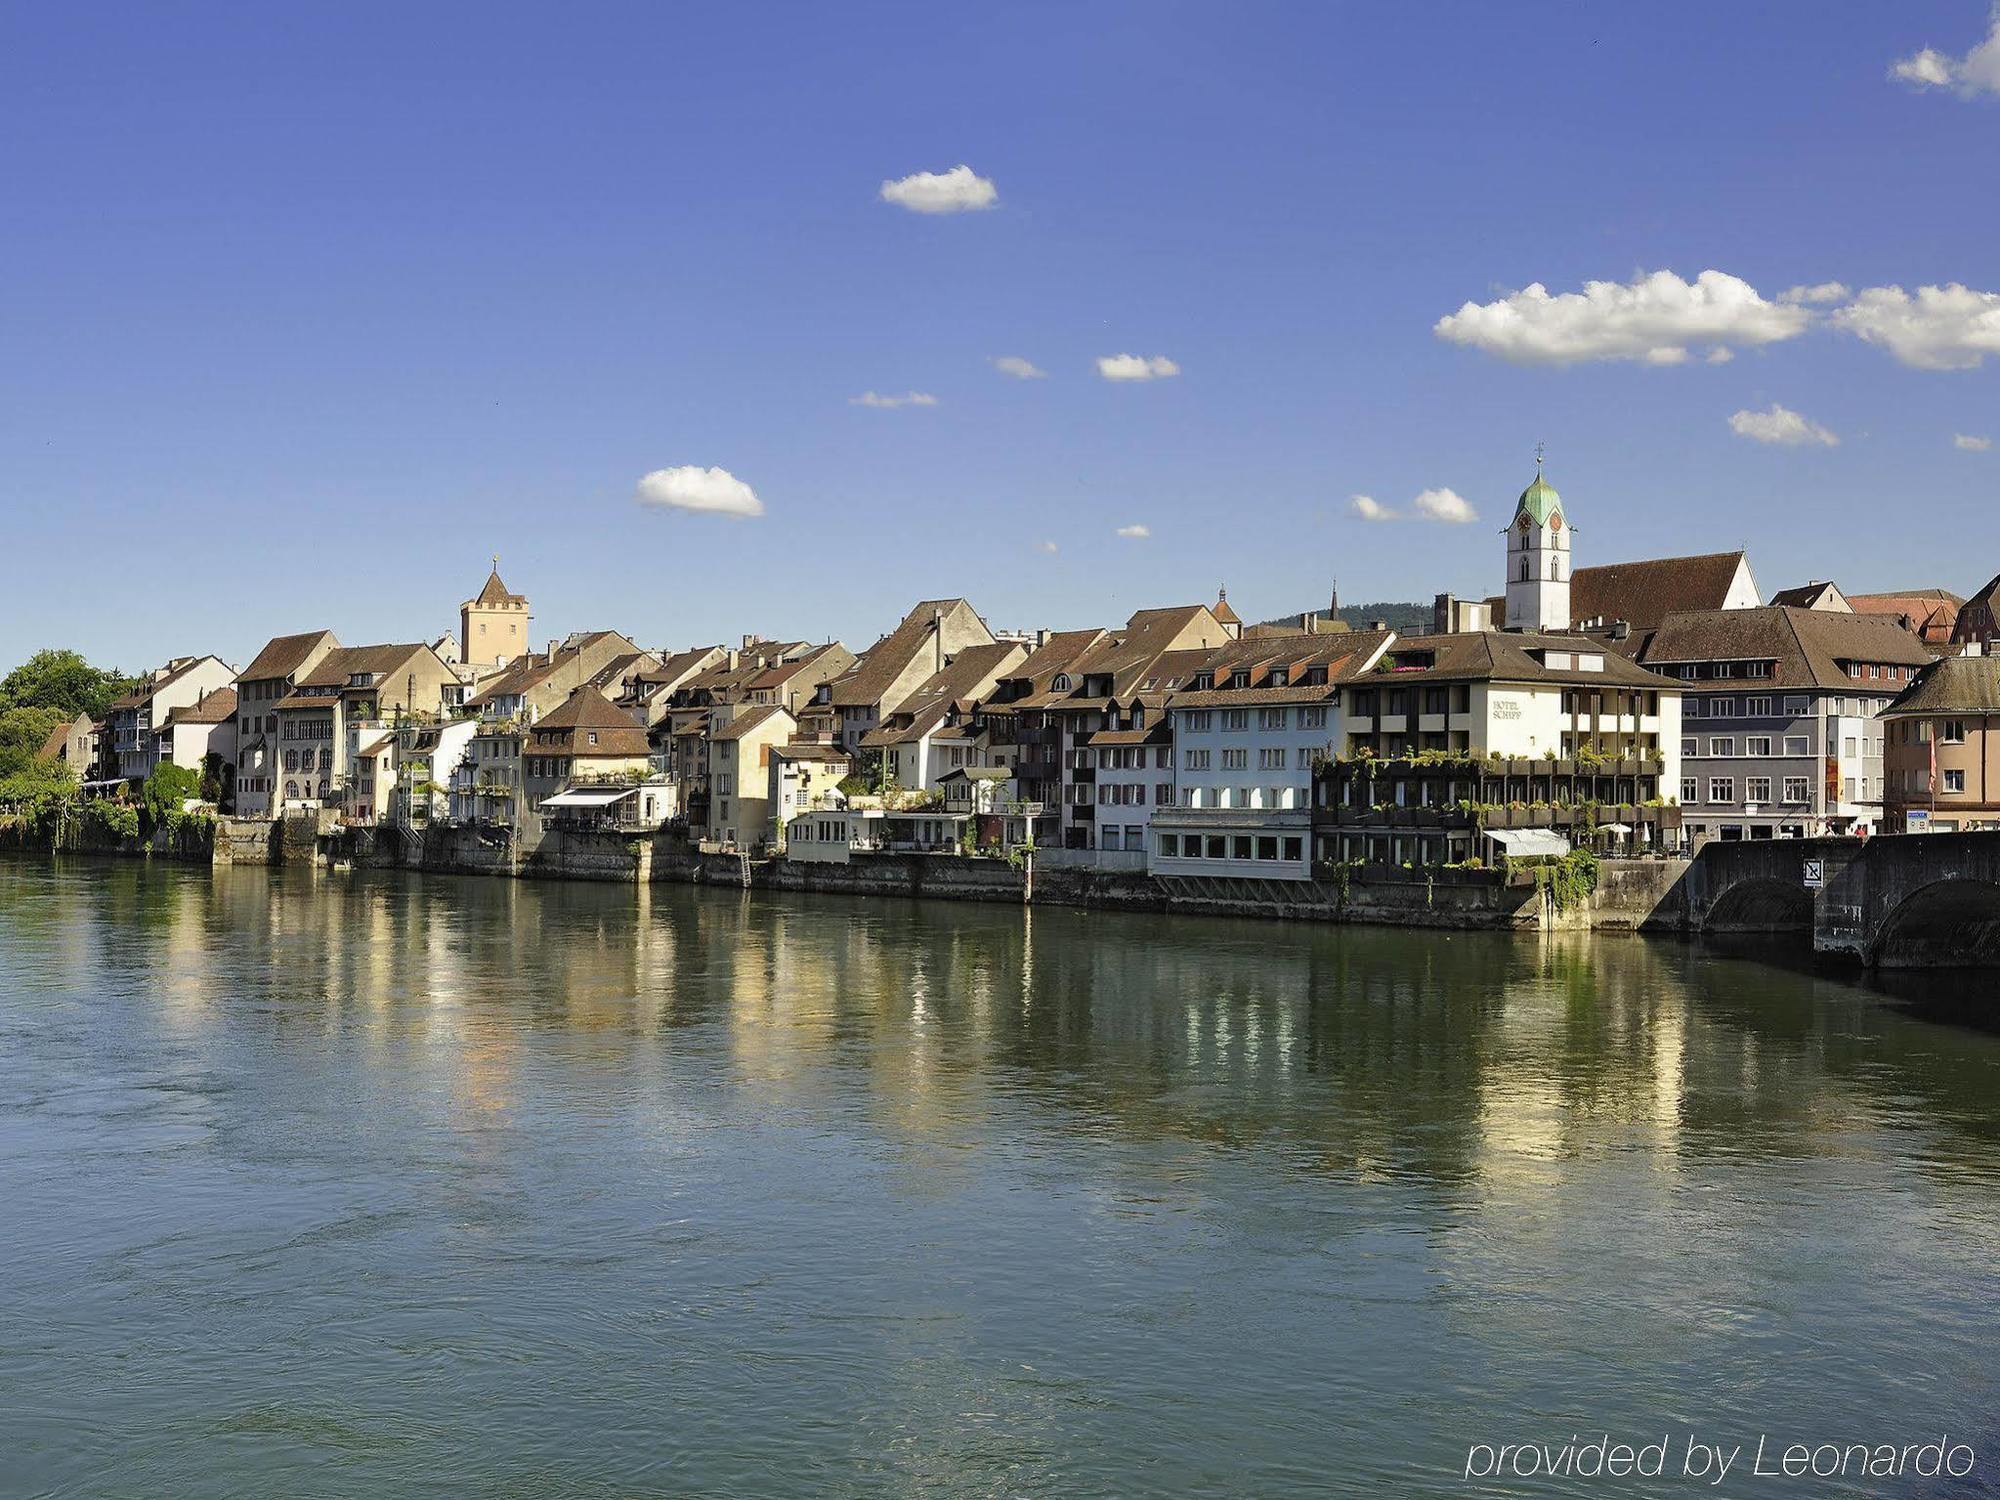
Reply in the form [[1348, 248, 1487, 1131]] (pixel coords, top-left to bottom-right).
[[1677, 831, 2000, 968]]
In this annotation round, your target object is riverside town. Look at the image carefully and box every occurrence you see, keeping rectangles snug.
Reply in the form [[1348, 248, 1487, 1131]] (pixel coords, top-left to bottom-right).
[[8, 467, 2000, 966]]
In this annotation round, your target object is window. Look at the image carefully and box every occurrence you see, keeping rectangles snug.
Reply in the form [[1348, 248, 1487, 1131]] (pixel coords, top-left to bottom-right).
[[1185, 710, 1211, 732], [1232, 835, 1252, 860], [1944, 769, 1966, 794], [1746, 777, 1772, 803], [1258, 747, 1287, 769], [1709, 699, 1737, 718], [1221, 709, 1249, 731], [1746, 736, 1772, 757], [1784, 696, 1809, 716], [1709, 737, 1734, 757], [1255, 836, 1279, 861], [1221, 748, 1247, 769], [1843, 777, 1857, 801], [1843, 737, 1857, 758], [1155, 783, 1173, 804], [1943, 720, 1967, 744], [1299, 706, 1327, 729], [1157, 833, 1179, 857], [1183, 749, 1210, 770], [1746, 697, 1772, 717], [1745, 662, 1770, 678], [1784, 776, 1810, 804], [1681, 776, 1698, 803], [1258, 708, 1287, 731], [1783, 735, 1810, 756], [1709, 777, 1736, 803]]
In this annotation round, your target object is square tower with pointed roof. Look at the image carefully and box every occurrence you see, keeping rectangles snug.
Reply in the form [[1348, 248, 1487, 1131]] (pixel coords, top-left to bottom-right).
[[461, 561, 531, 669]]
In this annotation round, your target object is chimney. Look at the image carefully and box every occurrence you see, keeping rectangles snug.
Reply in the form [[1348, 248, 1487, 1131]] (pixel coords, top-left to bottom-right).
[[1433, 593, 1456, 636], [725, 648, 740, 671], [742, 633, 756, 651], [1300, 612, 1315, 634], [1369, 619, 1389, 633]]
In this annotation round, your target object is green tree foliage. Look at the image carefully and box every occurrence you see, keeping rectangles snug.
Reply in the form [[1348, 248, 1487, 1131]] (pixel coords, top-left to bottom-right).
[[0, 752, 77, 808], [142, 762, 204, 823], [0, 649, 138, 720], [0, 705, 64, 781]]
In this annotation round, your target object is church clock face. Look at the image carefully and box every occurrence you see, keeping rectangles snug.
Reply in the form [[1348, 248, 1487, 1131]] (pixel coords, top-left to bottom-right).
[[1549, 513, 1562, 532]]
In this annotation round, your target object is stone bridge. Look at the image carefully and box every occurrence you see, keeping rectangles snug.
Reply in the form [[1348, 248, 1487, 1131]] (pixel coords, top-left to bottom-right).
[[1661, 831, 2000, 968]]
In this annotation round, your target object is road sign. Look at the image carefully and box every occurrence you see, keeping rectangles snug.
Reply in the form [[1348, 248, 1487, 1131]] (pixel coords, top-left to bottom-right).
[[1803, 858, 1824, 889]]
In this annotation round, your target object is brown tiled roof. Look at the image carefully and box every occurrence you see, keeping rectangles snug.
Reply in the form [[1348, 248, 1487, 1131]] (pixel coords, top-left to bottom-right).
[[1372, 631, 1681, 688], [240, 630, 338, 683], [528, 686, 649, 757], [1085, 723, 1172, 746], [710, 704, 795, 741], [161, 687, 238, 726], [1642, 606, 1933, 690], [471, 568, 525, 606], [744, 641, 848, 692], [533, 684, 644, 733], [1881, 655, 2000, 717], [275, 693, 341, 711], [1211, 590, 1242, 626], [1019, 605, 1227, 708], [828, 599, 987, 707], [297, 644, 431, 688], [772, 742, 850, 762], [1570, 551, 1751, 630], [109, 655, 226, 709], [36, 721, 72, 760]]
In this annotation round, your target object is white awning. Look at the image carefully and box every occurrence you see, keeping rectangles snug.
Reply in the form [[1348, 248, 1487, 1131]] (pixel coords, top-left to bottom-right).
[[540, 786, 638, 808], [1483, 828, 1571, 857]]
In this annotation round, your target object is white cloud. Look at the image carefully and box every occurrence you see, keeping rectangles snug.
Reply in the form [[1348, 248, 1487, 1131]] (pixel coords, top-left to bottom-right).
[[1890, 10, 2000, 96], [1779, 281, 1852, 305], [1349, 488, 1475, 523], [879, 164, 997, 213], [1728, 404, 1840, 447], [1096, 353, 1181, 381], [1433, 269, 1809, 365], [634, 465, 764, 518], [1036, 539, 1060, 554], [991, 355, 1047, 379], [1115, 524, 1151, 538], [849, 390, 939, 408], [1706, 346, 1736, 364], [1412, 487, 1478, 523], [1832, 283, 2000, 370], [1956, 433, 1994, 451]]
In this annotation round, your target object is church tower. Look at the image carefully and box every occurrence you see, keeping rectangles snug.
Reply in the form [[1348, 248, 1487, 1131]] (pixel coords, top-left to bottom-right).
[[461, 560, 531, 668], [1503, 461, 1571, 632]]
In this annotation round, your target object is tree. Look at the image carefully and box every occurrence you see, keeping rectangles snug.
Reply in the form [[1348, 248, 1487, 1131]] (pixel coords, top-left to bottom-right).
[[0, 753, 75, 809], [0, 706, 63, 781], [0, 649, 138, 720], [142, 762, 203, 823]]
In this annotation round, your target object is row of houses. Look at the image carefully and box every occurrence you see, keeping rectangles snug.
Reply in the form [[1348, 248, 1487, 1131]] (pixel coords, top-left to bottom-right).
[[41, 473, 2000, 870]]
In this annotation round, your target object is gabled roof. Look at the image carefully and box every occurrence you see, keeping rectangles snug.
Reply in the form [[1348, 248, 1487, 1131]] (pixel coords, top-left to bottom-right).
[[1372, 631, 1681, 688], [1020, 605, 1228, 707], [1882, 655, 2000, 717], [1768, 581, 1847, 610], [828, 599, 986, 708], [1642, 606, 1933, 689], [240, 630, 338, 683], [710, 704, 795, 741], [1569, 551, 1752, 631], [160, 687, 238, 726], [109, 654, 229, 709], [297, 643, 435, 688], [36, 719, 75, 760], [745, 641, 847, 692]]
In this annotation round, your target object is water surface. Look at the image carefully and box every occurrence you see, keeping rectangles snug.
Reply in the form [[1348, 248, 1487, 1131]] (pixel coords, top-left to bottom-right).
[[3, 859, 1998, 1497]]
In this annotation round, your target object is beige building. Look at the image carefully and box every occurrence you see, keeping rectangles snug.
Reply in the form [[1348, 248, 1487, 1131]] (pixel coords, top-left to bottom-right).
[[234, 630, 342, 816], [1883, 656, 2000, 833], [706, 704, 798, 850], [828, 599, 997, 754], [523, 685, 656, 835], [104, 655, 237, 786], [272, 642, 460, 814], [460, 563, 532, 672]]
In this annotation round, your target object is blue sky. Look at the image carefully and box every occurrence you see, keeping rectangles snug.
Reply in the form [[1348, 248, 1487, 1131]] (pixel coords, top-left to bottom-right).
[[3, 1, 1996, 671]]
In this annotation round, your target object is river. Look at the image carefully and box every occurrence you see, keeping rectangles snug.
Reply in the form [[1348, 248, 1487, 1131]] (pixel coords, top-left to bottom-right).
[[2, 858, 1998, 1497]]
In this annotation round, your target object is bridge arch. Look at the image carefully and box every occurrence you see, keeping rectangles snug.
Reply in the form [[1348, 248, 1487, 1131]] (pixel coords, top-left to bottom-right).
[[1869, 877, 2000, 969], [1702, 876, 1813, 936]]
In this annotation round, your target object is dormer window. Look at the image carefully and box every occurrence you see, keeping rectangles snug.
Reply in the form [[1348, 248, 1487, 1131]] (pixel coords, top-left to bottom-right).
[[1230, 670, 1251, 688], [1051, 673, 1072, 692]]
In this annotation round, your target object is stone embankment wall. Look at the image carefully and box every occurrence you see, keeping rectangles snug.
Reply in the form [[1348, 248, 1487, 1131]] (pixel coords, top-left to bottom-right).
[[16, 810, 1693, 936]]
